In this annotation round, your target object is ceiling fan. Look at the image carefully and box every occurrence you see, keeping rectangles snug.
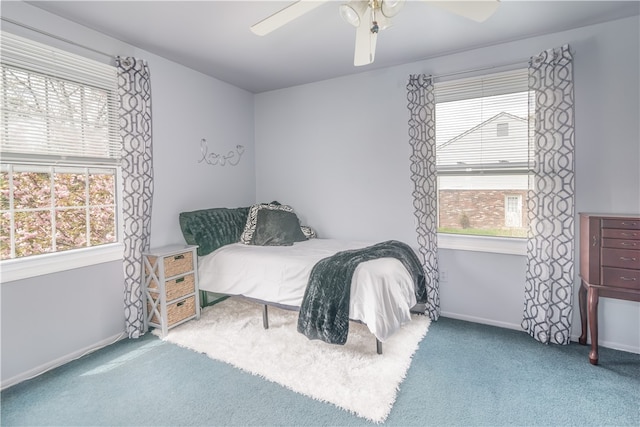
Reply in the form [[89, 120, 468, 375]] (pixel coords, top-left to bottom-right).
[[250, 0, 501, 67]]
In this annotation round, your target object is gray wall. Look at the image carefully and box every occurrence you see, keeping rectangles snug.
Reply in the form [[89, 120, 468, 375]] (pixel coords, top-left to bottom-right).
[[0, 2, 256, 387], [254, 16, 640, 353], [1, 261, 125, 384]]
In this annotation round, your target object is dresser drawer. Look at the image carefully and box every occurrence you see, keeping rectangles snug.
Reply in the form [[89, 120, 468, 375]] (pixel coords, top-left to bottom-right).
[[601, 248, 640, 269], [147, 273, 195, 301], [602, 238, 640, 250], [146, 251, 194, 277], [148, 295, 196, 327], [602, 228, 640, 241], [602, 219, 640, 230], [165, 251, 193, 276], [602, 267, 640, 290]]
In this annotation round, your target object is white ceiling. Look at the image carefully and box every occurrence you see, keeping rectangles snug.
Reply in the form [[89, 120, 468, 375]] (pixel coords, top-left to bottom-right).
[[24, 0, 640, 93]]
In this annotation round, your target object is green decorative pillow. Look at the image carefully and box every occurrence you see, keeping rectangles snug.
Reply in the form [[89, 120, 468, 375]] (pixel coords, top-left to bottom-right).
[[179, 207, 249, 256], [250, 209, 307, 246]]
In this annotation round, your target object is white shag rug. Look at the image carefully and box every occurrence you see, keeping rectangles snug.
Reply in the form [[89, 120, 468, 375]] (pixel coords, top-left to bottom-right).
[[154, 297, 430, 423]]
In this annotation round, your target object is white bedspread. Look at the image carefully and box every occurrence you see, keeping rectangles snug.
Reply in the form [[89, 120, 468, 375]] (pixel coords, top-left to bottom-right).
[[197, 239, 418, 342]]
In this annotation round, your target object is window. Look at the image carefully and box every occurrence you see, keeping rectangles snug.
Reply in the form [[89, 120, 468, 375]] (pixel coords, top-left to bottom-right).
[[435, 69, 531, 240], [496, 122, 509, 137], [1, 165, 117, 259], [0, 32, 121, 264]]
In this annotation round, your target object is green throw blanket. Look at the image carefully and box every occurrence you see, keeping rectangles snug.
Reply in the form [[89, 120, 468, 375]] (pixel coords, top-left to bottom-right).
[[297, 240, 427, 345]]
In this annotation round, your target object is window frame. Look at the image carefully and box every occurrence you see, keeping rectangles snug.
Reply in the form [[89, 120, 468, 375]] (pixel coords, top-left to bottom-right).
[[496, 122, 510, 137], [504, 194, 523, 228], [2, 163, 122, 256], [438, 232, 527, 255], [1, 242, 125, 282], [0, 31, 123, 281], [0, 162, 124, 282], [434, 68, 530, 255]]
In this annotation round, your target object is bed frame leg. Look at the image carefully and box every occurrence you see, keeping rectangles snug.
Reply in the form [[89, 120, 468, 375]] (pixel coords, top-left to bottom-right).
[[200, 290, 208, 308], [263, 305, 269, 329], [376, 339, 382, 355]]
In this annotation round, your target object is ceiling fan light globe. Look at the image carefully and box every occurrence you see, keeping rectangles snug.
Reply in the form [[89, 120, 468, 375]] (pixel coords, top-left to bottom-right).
[[381, 0, 405, 18], [339, 4, 361, 27]]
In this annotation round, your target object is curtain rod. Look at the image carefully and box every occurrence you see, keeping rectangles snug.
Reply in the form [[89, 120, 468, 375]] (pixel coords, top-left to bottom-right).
[[429, 58, 530, 82], [1, 17, 114, 59], [429, 44, 575, 81]]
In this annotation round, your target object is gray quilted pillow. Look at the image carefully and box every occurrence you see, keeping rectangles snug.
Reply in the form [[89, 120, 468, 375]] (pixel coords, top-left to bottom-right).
[[240, 203, 294, 244], [250, 209, 307, 246]]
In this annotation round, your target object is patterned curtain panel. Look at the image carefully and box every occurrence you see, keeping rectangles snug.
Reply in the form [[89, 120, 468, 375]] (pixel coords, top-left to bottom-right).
[[117, 57, 154, 339], [522, 45, 575, 345], [407, 74, 440, 320]]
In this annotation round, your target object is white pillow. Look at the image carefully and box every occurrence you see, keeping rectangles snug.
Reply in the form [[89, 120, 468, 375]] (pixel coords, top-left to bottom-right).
[[300, 225, 317, 239]]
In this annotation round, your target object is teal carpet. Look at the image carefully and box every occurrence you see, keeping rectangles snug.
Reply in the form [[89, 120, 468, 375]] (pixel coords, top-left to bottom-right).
[[2, 317, 639, 426]]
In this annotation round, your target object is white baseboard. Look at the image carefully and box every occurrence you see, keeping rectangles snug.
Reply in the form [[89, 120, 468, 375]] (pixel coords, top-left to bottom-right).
[[440, 311, 523, 332], [571, 335, 640, 355], [440, 311, 640, 355], [1, 331, 126, 391]]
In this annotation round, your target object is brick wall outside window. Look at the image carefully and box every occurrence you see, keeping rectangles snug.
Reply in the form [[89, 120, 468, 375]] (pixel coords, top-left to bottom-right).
[[438, 189, 528, 231]]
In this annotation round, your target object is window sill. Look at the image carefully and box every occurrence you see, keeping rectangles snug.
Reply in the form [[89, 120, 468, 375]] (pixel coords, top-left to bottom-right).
[[438, 233, 526, 256], [0, 243, 124, 283]]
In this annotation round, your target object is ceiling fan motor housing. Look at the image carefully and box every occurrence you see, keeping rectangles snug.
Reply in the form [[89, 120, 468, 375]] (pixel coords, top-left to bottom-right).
[[251, 0, 500, 67]]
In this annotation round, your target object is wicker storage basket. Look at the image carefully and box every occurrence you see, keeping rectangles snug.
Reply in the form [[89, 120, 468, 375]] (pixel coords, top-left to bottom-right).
[[147, 273, 195, 301], [148, 295, 196, 327], [145, 251, 193, 278], [164, 251, 193, 277]]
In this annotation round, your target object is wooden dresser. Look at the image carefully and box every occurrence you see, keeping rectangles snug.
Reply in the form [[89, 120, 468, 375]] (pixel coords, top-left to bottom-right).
[[578, 213, 640, 364]]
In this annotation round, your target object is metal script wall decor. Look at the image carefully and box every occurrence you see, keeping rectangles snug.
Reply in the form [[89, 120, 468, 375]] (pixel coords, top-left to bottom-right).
[[198, 138, 244, 166]]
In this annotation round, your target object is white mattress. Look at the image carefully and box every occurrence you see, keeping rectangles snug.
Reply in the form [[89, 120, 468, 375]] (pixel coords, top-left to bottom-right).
[[198, 238, 418, 342]]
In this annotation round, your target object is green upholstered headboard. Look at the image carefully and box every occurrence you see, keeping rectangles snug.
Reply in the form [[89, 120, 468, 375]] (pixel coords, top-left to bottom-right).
[[179, 207, 249, 256]]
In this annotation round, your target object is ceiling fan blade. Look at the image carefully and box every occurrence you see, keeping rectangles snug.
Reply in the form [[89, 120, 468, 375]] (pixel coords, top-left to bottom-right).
[[428, 0, 500, 23], [250, 0, 329, 36], [354, 18, 377, 66]]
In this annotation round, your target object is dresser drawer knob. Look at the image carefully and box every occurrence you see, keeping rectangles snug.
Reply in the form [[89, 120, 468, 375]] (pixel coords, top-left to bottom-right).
[[620, 242, 638, 247], [177, 301, 186, 307], [621, 222, 638, 227], [176, 277, 185, 283], [619, 257, 637, 262], [174, 254, 185, 260], [619, 277, 637, 281]]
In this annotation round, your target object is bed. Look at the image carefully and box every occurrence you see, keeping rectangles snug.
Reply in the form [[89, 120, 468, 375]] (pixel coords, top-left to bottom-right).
[[179, 203, 426, 353]]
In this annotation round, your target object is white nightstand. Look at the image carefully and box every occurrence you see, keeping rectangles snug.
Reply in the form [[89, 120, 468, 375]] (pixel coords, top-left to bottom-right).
[[143, 244, 200, 337]]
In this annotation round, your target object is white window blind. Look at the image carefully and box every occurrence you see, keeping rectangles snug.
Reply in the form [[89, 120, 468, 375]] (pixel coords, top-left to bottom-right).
[[0, 31, 120, 164], [435, 69, 531, 175]]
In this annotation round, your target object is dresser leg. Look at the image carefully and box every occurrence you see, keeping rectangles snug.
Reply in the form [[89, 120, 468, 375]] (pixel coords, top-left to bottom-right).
[[587, 286, 599, 365], [578, 281, 588, 345]]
